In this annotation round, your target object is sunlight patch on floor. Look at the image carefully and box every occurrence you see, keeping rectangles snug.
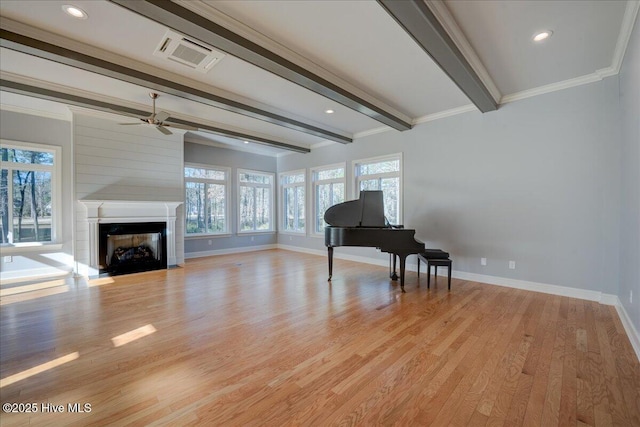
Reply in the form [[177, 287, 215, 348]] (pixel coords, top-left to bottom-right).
[[111, 324, 157, 347], [0, 352, 79, 388]]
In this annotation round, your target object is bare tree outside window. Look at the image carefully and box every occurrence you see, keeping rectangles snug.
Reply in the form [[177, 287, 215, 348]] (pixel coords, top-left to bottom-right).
[[184, 166, 229, 235], [312, 165, 345, 234], [281, 171, 305, 233], [239, 170, 273, 232], [1, 145, 54, 244], [355, 156, 401, 225]]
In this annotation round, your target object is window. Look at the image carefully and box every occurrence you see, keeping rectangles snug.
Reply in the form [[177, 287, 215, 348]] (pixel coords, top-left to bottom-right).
[[238, 169, 274, 232], [184, 165, 230, 235], [354, 154, 402, 225], [1, 141, 60, 244], [280, 170, 305, 233], [312, 163, 345, 234]]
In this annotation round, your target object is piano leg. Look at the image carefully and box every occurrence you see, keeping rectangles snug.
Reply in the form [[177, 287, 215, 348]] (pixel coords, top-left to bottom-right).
[[399, 255, 407, 293], [390, 254, 399, 281], [327, 246, 333, 281]]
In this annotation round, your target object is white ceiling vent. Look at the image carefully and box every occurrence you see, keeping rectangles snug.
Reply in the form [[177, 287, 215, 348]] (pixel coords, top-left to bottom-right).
[[153, 30, 225, 73]]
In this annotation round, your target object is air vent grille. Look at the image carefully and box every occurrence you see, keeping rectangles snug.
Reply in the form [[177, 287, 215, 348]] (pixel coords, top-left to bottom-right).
[[153, 30, 225, 73]]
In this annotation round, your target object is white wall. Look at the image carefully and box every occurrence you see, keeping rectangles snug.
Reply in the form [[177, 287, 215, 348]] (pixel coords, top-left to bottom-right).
[[618, 14, 640, 334], [278, 76, 622, 297], [0, 110, 74, 280], [73, 111, 185, 275]]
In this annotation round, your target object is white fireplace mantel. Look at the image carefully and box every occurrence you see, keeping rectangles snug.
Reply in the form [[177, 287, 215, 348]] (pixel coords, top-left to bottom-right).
[[79, 200, 182, 274]]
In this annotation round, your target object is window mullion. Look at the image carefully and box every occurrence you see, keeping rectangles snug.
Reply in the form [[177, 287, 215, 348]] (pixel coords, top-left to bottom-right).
[[204, 182, 210, 232], [7, 171, 13, 243]]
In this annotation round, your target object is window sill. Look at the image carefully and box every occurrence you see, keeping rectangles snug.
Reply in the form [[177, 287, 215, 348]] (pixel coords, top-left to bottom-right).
[[0, 242, 64, 255]]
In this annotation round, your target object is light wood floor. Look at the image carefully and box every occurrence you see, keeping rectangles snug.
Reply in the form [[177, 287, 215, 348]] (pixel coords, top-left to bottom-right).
[[1, 249, 638, 426]]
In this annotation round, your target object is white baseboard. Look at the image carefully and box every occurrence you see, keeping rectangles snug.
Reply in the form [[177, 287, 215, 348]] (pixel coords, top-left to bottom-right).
[[450, 270, 616, 304], [277, 245, 614, 302], [184, 244, 277, 259], [614, 300, 640, 362]]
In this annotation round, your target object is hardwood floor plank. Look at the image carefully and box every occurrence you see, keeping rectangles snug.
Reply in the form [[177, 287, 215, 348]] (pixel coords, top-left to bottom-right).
[[0, 250, 638, 426], [558, 298, 578, 426], [540, 297, 568, 426], [594, 303, 633, 426], [521, 295, 561, 427]]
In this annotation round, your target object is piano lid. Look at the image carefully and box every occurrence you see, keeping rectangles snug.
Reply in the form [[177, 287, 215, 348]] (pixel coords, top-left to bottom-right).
[[324, 191, 386, 227]]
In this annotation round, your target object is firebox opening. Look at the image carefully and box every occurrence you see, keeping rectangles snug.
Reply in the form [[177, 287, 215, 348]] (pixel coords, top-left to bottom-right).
[[98, 222, 167, 275]]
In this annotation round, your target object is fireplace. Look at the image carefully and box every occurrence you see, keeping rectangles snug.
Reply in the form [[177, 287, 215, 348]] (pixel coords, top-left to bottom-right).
[[99, 222, 167, 275], [79, 200, 182, 278]]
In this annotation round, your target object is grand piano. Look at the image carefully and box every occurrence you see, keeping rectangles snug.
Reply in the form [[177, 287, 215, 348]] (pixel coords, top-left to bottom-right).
[[324, 191, 425, 292]]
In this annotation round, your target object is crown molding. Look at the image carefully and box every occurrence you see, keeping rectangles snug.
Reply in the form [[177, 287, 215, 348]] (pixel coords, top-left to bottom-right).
[[413, 104, 477, 125], [186, 135, 283, 157], [353, 126, 391, 139], [500, 72, 605, 104], [611, 1, 640, 74], [0, 101, 70, 121]]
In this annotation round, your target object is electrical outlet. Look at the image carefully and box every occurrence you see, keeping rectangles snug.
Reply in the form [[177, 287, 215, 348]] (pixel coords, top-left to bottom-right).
[[3, 256, 12, 263], [481, 257, 487, 266], [509, 261, 516, 269], [289, 236, 292, 241], [208, 239, 212, 246], [251, 236, 254, 242]]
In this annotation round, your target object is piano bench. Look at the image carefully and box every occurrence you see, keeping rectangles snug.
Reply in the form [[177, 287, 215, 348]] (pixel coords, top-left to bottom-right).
[[417, 253, 452, 290]]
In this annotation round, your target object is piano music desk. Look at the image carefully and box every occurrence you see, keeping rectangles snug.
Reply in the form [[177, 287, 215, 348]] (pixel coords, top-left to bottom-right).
[[417, 254, 452, 290]]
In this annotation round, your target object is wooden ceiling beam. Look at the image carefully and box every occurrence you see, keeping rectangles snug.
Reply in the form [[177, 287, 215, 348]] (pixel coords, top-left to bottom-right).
[[0, 79, 311, 153], [0, 25, 348, 145], [378, 0, 498, 113], [109, 0, 413, 131]]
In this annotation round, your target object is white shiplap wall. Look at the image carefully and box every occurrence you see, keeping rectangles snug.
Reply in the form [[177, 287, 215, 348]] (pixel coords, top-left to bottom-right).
[[73, 111, 184, 275]]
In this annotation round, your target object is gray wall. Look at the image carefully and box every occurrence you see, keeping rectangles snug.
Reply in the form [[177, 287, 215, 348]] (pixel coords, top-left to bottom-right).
[[0, 110, 74, 278], [183, 141, 278, 256], [618, 15, 640, 332], [278, 77, 622, 295]]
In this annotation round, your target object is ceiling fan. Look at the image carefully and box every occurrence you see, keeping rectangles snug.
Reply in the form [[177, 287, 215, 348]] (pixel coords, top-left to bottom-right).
[[119, 92, 197, 135]]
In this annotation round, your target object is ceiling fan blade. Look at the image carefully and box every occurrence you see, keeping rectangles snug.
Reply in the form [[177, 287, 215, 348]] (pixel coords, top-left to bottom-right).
[[164, 122, 198, 131], [156, 125, 172, 135], [118, 122, 144, 125], [155, 111, 170, 123]]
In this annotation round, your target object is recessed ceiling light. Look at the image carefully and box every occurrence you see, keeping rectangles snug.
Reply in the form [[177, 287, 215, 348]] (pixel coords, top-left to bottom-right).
[[244, 140, 249, 144], [62, 5, 88, 19], [533, 30, 553, 42], [325, 109, 334, 114]]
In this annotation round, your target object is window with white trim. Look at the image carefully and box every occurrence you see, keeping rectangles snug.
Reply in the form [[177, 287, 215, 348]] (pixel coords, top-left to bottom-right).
[[184, 165, 230, 235], [238, 169, 274, 232], [312, 163, 345, 234], [354, 154, 402, 225], [1, 141, 60, 244], [280, 170, 305, 233]]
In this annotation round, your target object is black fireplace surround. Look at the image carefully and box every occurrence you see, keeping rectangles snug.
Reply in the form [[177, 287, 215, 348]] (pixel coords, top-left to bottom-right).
[[98, 222, 167, 275]]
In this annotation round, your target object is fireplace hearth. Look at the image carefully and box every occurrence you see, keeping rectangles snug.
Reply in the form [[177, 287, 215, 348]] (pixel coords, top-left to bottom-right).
[[99, 222, 167, 275]]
